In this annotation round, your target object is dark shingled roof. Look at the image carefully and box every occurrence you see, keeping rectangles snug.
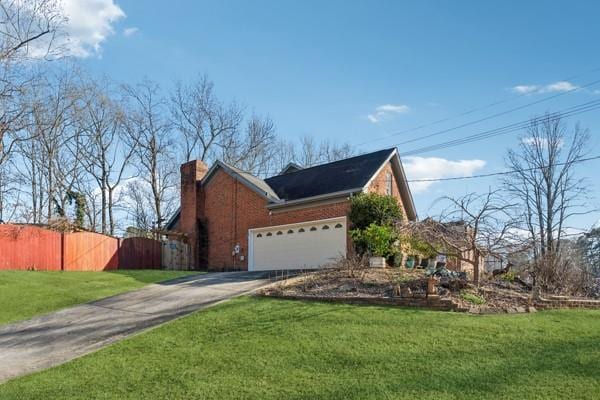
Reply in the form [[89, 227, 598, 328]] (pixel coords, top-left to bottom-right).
[[264, 148, 395, 201]]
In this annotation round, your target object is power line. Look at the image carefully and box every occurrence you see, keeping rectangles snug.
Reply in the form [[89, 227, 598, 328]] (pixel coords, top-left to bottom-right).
[[398, 99, 600, 156], [405, 154, 600, 183], [358, 67, 600, 148], [229, 79, 600, 177], [363, 77, 600, 149]]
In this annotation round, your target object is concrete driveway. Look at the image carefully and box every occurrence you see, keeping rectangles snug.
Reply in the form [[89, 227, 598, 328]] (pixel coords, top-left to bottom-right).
[[0, 272, 271, 384]]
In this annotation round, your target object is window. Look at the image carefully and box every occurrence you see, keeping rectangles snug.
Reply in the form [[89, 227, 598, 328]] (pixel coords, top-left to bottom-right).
[[310, 227, 317, 231], [276, 231, 283, 235], [266, 232, 272, 237], [298, 228, 305, 233], [287, 229, 294, 234], [385, 172, 393, 195], [335, 223, 343, 229], [322, 225, 330, 230], [256, 233, 263, 238]]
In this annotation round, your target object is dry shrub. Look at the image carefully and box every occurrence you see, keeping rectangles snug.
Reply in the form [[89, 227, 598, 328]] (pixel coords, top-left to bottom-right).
[[300, 270, 317, 292], [334, 254, 369, 280], [535, 253, 596, 296], [47, 218, 81, 233]]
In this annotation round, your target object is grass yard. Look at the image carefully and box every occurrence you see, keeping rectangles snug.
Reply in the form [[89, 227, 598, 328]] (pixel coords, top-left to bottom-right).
[[0, 270, 200, 325], [0, 297, 598, 399]]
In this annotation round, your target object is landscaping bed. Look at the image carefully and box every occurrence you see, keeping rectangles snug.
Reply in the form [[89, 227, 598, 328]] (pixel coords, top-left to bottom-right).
[[260, 266, 597, 313]]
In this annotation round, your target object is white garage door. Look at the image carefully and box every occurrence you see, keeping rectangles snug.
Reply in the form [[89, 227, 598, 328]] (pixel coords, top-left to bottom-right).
[[248, 217, 347, 271]]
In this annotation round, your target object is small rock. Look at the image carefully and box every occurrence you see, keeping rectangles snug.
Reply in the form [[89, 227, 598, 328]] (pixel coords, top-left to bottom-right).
[[528, 306, 537, 313], [506, 308, 518, 314], [516, 306, 527, 313], [339, 284, 355, 292], [469, 307, 481, 314]]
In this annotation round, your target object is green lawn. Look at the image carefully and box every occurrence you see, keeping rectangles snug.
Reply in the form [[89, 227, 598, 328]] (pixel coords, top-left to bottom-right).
[[1, 297, 598, 399], [0, 270, 200, 325]]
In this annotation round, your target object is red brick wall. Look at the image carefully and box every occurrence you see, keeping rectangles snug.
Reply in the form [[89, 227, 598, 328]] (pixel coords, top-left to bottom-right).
[[366, 162, 407, 220], [180, 160, 208, 269]]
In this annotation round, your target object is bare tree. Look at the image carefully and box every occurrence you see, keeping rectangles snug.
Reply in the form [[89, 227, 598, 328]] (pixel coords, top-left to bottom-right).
[[123, 79, 177, 230], [399, 190, 518, 283], [19, 69, 83, 222], [122, 178, 155, 231], [297, 135, 320, 167], [296, 135, 355, 168], [219, 114, 276, 175], [0, 0, 65, 62], [170, 74, 243, 163], [270, 138, 297, 172], [14, 127, 46, 222], [75, 77, 136, 234], [0, 0, 65, 167], [318, 139, 354, 163], [504, 114, 590, 290], [0, 154, 18, 221]]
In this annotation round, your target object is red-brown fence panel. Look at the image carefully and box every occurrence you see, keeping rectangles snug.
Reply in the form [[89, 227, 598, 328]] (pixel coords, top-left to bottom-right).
[[0, 225, 62, 270], [119, 237, 162, 269], [63, 232, 119, 271], [0, 225, 165, 271]]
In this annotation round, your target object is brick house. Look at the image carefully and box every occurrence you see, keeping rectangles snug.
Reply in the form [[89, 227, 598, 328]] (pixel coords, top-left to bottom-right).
[[167, 148, 417, 271]]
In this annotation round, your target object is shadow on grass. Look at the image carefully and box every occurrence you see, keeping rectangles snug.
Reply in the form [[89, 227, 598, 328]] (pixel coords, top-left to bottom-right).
[[107, 269, 206, 284]]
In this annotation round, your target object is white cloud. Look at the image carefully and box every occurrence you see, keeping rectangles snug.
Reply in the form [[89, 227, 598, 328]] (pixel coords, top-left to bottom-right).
[[403, 156, 486, 193], [521, 137, 563, 148], [510, 81, 579, 95], [512, 85, 539, 94], [123, 27, 139, 37], [59, 0, 126, 57], [521, 137, 541, 146], [544, 81, 578, 92], [367, 104, 410, 123]]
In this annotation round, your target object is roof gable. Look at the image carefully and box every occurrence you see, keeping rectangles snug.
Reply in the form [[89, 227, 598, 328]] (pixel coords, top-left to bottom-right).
[[278, 162, 303, 175], [202, 161, 280, 201]]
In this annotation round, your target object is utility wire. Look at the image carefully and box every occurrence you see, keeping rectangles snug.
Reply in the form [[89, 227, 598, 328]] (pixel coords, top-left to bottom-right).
[[231, 80, 600, 176], [405, 154, 600, 183], [358, 67, 600, 148], [398, 99, 600, 156]]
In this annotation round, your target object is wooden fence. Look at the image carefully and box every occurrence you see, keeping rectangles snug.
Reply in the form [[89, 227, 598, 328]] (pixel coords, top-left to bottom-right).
[[0, 225, 62, 271], [161, 239, 190, 270], [120, 237, 162, 269], [0, 224, 164, 271]]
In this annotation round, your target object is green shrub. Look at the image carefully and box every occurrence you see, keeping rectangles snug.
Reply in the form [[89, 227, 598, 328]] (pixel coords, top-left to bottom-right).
[[460, 291, 486, 305], [350, 223, 397, 258], [349, 192, 403, 230], [500, 271, 516, 282]]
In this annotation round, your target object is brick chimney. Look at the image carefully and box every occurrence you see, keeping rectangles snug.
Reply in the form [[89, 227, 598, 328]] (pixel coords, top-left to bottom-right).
[[180, 160, 208, 269]]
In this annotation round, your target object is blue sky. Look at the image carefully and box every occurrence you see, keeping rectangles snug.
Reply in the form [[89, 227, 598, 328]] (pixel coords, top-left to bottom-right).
[[66, 0, 600, 230]]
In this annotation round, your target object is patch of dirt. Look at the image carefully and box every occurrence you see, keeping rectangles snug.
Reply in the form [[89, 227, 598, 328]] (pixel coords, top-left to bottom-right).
[[454, 281, 531, 311], [262, 268, 426, 298]]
